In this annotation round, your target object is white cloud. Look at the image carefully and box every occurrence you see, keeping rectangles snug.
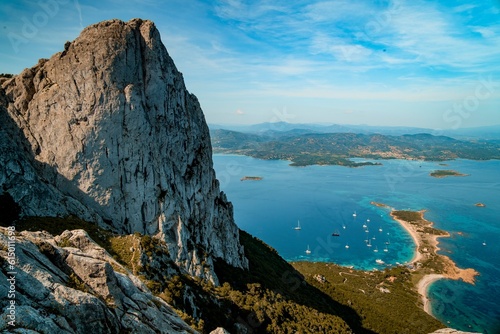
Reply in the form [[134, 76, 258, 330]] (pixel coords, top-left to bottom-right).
[[453, 4, 477, 13], [470, 26, 496, 38], [304, 0, 377, 23], [309, 33, 373, 62], [378, 2, 500, 71]]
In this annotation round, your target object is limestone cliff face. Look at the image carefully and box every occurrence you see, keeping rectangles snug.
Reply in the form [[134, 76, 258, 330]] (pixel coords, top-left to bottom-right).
[[0, 19, 247, 282]]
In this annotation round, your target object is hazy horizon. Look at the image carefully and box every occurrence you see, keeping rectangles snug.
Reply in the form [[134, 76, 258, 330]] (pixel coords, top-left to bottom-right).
[[1, 1, 499, 129], [209, 120, 500, 129]]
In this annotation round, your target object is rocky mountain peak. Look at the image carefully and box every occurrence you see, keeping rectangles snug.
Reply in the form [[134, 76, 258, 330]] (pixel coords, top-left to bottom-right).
[[0, 18, 248, 283]]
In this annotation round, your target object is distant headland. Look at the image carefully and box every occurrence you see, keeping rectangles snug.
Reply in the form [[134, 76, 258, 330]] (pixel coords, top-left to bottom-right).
[[430, 170, 468, 178], [211, 128, 500, 167]]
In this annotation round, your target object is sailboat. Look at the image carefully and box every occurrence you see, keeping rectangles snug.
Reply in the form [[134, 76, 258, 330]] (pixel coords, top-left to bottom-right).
[[294, 220, 301, 230], [345, 243, 350, 249], [353, 211, 357, 217], [373, 246, 378, 253], [384, 245, 389, 252], [305, 245, 311, 254], [342, 223, 346, 229], [366, 239, 372, 247], [482, 241, 487, 246], [332, 229, 340, 237]]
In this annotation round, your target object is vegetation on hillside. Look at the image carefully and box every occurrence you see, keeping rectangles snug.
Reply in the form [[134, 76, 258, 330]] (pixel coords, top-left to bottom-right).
[[292, 262, 444, 334], [7, 216, 445, 333]]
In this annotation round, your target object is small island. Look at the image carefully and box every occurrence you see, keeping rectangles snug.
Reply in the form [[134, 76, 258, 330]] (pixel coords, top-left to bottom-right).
[[430, 169, 468, 178], [370, 201, 390, 208], [384, 206, 479, 316], [240, 176, 263, 181]]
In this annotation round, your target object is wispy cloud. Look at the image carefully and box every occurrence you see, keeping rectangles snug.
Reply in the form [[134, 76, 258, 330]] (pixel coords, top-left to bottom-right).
[[380, 1, 500, 72], [1, 0, 499, 128]]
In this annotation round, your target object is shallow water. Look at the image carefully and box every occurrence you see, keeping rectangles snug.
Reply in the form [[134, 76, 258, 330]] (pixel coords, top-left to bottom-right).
[[213, 154, 500, 333]]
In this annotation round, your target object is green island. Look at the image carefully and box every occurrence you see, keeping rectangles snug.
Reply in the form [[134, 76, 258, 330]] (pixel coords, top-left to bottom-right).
[[5, 208, 478, 334], [240, 176, 263, 181], [430, 170, 468, 178], [211, 129, 500, 167]]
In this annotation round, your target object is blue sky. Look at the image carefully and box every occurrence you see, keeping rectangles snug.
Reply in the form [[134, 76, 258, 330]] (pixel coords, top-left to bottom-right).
[[1, 0, 499, 129]]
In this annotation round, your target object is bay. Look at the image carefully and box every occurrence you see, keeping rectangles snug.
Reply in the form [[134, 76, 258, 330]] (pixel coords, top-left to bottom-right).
[[213, 154, 500, 333]]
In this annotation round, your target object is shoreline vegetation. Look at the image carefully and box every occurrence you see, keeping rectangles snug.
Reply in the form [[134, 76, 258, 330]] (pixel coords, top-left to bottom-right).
[[371, 202, 479, 316], [430, 169, 468, 178]]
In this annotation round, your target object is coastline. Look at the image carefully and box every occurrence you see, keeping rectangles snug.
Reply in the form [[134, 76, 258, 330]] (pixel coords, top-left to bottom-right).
[[417, 274, 444, 314], [372, 202, 480, 318]]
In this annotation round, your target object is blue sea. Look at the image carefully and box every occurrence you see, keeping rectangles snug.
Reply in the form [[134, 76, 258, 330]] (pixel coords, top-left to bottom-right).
[[213, 154, 500, 334]]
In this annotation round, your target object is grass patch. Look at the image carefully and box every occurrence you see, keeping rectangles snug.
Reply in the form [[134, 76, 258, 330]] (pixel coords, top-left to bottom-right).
[[108, 235, 137, 269]]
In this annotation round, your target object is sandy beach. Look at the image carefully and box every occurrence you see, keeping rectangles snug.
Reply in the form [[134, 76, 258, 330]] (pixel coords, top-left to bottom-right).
[[389, 212, 427, 264], [417, 274, 445, 314], [373, 203, 480, 317]]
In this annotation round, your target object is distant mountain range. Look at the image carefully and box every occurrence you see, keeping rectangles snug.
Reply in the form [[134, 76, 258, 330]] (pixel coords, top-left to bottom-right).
[[210, 127, 500, 167], [209, 122, 500, 140]]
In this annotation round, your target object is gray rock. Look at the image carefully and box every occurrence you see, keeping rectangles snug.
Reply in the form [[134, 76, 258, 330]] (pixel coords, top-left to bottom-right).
[[0, 227, 197, 333], [0, 18, 248, 283]]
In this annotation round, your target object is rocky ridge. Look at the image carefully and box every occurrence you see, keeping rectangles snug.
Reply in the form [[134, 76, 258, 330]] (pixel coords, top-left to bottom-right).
[[0, 227, 197, 333], [0, 19, 247, 284]]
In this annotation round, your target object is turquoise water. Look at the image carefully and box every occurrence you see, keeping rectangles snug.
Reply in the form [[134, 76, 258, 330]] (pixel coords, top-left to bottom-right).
[[213, 154, 500, 333]]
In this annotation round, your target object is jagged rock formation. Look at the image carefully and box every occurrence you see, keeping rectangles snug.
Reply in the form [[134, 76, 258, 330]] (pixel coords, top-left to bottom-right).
[[0, 227, 197, 333], [0, 19, 247, 283]]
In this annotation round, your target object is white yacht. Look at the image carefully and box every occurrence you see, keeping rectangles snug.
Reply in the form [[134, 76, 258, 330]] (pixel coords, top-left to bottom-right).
[[294, 220, 301, 230]]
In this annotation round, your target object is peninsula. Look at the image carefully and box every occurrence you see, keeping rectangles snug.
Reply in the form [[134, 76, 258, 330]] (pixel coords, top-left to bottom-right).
[[384, 206, 479, 315]]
